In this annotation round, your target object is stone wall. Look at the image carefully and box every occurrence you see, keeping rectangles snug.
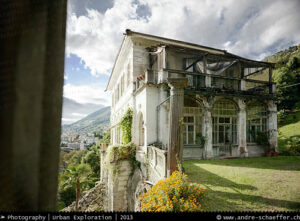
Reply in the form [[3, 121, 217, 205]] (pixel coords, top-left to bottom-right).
[[106, 160, 133, 211]]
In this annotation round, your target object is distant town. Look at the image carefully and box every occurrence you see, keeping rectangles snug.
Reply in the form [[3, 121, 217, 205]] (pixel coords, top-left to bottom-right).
[[60, 132, 102, 152]]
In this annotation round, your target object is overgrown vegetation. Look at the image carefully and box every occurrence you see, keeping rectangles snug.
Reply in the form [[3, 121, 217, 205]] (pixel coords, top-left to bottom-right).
[[57, 145, 101, 210], [264, 45, 300, 155], [103, 142, 139, 178], [278, 110, 300, 155], [265, 45, 300, 111], [120, 108, 133, 144], [140, 171, 205, 212]]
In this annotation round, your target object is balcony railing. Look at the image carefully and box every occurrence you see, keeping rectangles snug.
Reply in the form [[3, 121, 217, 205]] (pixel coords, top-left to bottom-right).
[[147, 145, 168, 184], [133, 69, 158, 92], [133, 67, 275, 97], [163, 68, 275, 97]]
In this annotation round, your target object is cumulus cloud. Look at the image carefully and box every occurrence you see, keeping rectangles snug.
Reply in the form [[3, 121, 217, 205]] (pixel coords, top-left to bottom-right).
[[62, 97, 105, 124], [63, 83, 110, 105], [66, 0, 300, 77]]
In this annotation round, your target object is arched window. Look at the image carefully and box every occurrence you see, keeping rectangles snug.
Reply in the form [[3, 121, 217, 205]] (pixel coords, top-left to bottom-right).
[[182, 96, 202, 145], [246, 102, 267, 143], [212, 99, 238, 145]]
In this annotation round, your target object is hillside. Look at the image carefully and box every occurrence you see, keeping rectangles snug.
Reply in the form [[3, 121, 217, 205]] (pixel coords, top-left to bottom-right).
[[264, 44, 300, 155], [62, 106, 111, 135], [264, 44, 300, 111]]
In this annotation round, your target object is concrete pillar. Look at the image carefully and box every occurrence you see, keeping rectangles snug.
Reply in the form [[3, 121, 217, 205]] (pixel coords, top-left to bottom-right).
[[267, 100, 278, 153], [166, 78, 188, 176], [237, 99, 248, 157], [202, 99, 213, 159], [0, 0, 67, 211]]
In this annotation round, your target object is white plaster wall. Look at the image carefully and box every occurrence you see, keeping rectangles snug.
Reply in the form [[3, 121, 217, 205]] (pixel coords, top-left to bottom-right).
[[145, 87, 160, 145], [134, 88, 147, 150], [158, 87, 169, 149]]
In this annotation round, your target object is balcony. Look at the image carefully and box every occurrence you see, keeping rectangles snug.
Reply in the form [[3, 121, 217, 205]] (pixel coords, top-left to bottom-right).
[[163, 68, 276, 98], [133, 69, 158, 92]]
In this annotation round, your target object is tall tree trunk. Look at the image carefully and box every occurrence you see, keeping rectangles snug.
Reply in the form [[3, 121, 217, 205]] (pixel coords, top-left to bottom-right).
[[75, 178, 80, 211]]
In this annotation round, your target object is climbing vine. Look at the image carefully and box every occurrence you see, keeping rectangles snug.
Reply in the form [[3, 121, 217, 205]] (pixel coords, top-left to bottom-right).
[[104, 142, 139, 179], [120, 108, 133, 144]]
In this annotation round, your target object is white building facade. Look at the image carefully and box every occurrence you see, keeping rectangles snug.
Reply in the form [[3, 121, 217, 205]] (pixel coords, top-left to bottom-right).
[[106, 30, 278, 165]]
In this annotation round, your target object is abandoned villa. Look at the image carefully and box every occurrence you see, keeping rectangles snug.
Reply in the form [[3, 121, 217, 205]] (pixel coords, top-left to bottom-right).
[[102, 30, 278, 211]]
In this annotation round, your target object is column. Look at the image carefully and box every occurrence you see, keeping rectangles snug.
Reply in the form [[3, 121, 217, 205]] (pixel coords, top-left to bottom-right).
[[267, 100, 279, 153], [202, 99, 213, 159], [167, 78, 188, 176], [238, 99, 248, 157]]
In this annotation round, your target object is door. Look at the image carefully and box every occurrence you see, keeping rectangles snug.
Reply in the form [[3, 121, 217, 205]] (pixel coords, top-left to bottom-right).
[[219, 118, 233, 157]]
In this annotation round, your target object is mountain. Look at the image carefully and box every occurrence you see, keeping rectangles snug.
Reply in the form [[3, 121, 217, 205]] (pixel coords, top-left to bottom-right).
[[62, 97, 104, 125], [62, 106, 111, 135]]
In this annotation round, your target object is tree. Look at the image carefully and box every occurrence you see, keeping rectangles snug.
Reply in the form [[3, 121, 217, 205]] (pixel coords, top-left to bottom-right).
[[61, 164, 92, 211], [82, 146, 100, 176]]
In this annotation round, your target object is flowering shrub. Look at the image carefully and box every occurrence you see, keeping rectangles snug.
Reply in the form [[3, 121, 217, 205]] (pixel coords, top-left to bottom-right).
[[140, 171, 205, 212]]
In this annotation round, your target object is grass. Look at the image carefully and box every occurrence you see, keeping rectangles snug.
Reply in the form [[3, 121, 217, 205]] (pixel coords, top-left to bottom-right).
[[183, 156, 300, 211], [278, 110, 300, 154]]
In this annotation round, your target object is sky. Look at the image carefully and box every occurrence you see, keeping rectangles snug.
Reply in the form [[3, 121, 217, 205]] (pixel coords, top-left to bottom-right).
[[62, 0, 300, 124]]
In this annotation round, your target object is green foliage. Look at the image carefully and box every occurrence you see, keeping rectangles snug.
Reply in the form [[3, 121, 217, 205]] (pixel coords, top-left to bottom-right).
[[57, 187, 76, 208], [100, 130, 111, 144], [140, 171, 205, 212], [57, 201, 66, 211], [196, 132, 206, 148], [82, 146, 100, 176], [104, 142, 138, 178], [120, 108, 133, 144], [255, 131, 269, 146], [269, 46, 300, 111], [61, 164, 92, 189], [284, 137, 300, 155], [68, 149, 88, 166], [278, 110, 300, 155]]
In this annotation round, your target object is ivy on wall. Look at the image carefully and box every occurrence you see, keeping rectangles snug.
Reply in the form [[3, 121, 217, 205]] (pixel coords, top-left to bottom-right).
[[120, 108, 133, 144], [104, 142, 139, 179]]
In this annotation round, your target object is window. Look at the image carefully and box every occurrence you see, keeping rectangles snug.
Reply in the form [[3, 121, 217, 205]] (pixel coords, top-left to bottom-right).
[[246, 102, 267, 143], [212, 100, 238, 145], [182, 97, 202, 145]]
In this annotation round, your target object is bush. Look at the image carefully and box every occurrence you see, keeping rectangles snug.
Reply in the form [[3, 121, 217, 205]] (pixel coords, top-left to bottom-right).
[[140, 171, 205, 212], [286, 137, 300, 155], [58, 186, 76, 207], [82, 147, 100, 176]]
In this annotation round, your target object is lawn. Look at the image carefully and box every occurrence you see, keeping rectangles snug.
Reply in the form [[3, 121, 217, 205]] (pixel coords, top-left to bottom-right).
[[278, 110, 300, 154], [183, 156, 300, 211]]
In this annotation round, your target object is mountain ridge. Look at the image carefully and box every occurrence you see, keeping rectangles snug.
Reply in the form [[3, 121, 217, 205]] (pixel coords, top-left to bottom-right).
[[62, 106, 111, 135]]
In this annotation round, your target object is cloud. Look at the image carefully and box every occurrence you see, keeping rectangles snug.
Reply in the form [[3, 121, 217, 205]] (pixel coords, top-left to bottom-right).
[[63, 83, 110, 105], [62, 97, 105, 124], [66, 0, 300, 76]]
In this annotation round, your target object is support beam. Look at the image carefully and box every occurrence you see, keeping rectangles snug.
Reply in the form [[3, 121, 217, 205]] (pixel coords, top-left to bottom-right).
[[167, 78, 188, 176]]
